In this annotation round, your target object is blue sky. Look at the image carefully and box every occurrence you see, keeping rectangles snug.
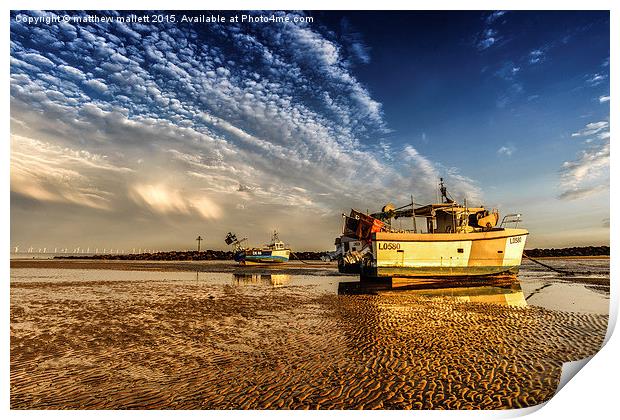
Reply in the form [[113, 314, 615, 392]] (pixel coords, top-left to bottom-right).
[[10, 10, 609, 250]]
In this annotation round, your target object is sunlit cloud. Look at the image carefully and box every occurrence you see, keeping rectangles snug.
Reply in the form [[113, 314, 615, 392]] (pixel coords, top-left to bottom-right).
[[11, 134, 128, 210], [559, 120, 610, 200], [10, 10, 482, 248], [129, 184, 222, 220]]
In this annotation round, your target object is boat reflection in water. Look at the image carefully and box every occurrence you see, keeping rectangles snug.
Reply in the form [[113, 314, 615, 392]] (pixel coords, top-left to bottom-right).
[[232, 273, 292, 287], [338, 277, 527, 307]]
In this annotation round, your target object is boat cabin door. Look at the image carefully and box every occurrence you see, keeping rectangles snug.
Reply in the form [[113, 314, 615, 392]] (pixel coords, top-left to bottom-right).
[[396, 249, 404, 267], [427, 217, 435, 233]]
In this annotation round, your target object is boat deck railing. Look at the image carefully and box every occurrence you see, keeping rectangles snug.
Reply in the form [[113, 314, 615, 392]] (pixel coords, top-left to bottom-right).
[[500, 213, 522, 228]]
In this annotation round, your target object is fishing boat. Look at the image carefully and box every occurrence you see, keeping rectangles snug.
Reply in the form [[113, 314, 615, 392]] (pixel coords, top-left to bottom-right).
[[226, 231, 291, 265], [334, 179, 528, 280]]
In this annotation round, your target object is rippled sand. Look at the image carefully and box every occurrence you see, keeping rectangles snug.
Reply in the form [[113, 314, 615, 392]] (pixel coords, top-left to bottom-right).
[[10, 268, 607, 409]]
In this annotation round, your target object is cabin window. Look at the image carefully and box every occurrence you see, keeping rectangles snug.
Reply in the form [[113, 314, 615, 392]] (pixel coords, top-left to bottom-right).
[[497, 250, 503, 254], [457, 248, 464, 253]]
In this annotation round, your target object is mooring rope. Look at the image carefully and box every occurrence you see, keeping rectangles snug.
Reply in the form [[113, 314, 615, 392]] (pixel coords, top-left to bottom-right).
[[522, 252, 574, 276], [290, 251, 322, 265]]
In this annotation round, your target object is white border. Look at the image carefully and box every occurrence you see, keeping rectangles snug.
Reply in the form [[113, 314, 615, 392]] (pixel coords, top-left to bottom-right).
[[3, 1, 616, 419]]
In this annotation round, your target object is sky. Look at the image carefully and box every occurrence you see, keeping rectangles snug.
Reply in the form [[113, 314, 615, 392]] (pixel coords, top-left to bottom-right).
[[9, 10, 610, 251]]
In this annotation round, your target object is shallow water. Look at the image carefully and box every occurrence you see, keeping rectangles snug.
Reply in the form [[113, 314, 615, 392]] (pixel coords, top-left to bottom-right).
[[10, 258, 609, 314], [10, 258, 609, 409]]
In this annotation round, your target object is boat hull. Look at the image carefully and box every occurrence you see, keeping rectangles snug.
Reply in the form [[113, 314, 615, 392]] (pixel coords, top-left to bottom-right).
[[235, 249, 290, 264], [366, 228, 528, 278]]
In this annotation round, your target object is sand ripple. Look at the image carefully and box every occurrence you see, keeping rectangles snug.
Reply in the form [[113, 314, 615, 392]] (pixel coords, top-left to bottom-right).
[[10, 275, 607, 409]]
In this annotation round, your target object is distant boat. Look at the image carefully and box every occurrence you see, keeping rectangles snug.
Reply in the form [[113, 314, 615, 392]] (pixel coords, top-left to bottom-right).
[[334, 179, 528, 279], [226, 231, 291, 265]]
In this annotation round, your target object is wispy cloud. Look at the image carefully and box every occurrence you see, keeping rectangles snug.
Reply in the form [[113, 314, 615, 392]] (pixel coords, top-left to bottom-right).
[[11, 134, 131, 210], [129, 183, 222, 220], [485, 11, 507, 24], [496, 83, 524, 108], [497, 145, 516, 157], [495, 61, 520, 80], [528, 49, 545, 64], [586, 73, 608, 86], [558, 184, 608, 201], [475, 11, 509, 51], [571, 121, 609, 137], [602, 57, 609, 67], [477, 28, 499, 50], [402, 146, 482, 203], [559, 120, 610, 200], [599, 95, 610, 103]]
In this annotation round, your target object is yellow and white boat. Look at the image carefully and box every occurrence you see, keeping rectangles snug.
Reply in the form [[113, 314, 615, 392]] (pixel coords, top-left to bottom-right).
[[335, 179, 528, 279]]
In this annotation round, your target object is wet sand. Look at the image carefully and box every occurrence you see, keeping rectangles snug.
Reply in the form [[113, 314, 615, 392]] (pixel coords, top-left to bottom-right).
[[10, 258, 339, 277], [10, 260, 608, 410]]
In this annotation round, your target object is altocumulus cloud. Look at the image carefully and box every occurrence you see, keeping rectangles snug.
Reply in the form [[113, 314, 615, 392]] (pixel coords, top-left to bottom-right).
[[10, 10, 479, 248]]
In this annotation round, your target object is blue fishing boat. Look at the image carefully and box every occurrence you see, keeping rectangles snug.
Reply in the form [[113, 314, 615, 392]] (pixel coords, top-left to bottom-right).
[[226, 231, 290, 264]]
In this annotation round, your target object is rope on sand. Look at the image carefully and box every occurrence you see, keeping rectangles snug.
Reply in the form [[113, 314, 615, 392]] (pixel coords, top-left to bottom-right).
[[289, 251, 323, 265], [522, 252, 574, 275]]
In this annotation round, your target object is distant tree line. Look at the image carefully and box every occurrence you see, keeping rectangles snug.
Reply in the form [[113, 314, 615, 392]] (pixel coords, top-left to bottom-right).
[[55, 246, 609, 261], [525, 246, 609, 258], [57, 250, 330, 261]]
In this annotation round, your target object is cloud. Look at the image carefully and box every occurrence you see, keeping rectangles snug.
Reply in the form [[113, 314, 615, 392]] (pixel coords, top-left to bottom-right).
[[378, 141, 393, 161], [496, 83, 523, 108], [477, 28, 499, 50], [85, 79, 108, 92], [586, 73, 607, 86], [476, 11, 509, 51], [559, 120, 610, 200], [58, 64, 86, 80], [599, 95, 610, 103], [558, 184, 607, 201], [497, 145, 516, 156], [443, 167, 483, 204], [11, 134, 130, 210], [495, 61, 520, 80], [10, 10, 481, 248], [129, 183, 222, 220], [403, 145, 437, 179], [571, 121, 609, 137], [493, 59, 525, 108], [402, 147, 482, 203], [22, 53, 54, 67], [339, 18, 371, 65], [529, 49, 545, 64], [485, 11, 507, 24], [560, 143, 609, 186]]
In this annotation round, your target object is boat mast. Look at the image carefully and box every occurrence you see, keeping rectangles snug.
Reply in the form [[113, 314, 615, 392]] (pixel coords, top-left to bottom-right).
[[411, 195, 417, 233], [439, 178, 454, 204]]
